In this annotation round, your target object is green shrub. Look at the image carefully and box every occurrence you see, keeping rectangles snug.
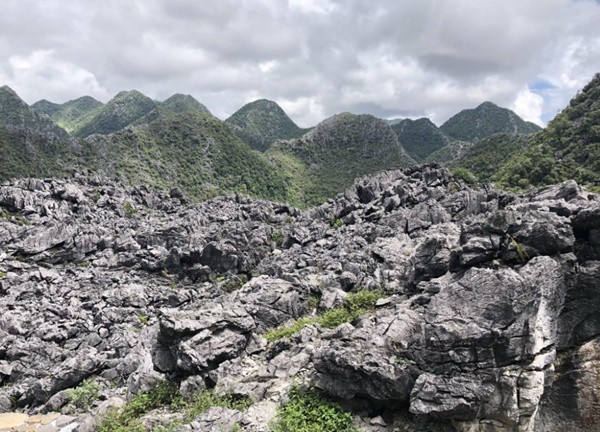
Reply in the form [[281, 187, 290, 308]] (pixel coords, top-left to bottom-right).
[[509, 236, 529, 263], [0, 272, 5, 278], [137, 314, 149, 325], [123, 201, 138, 218], [98, 382, 179, 432], [318, 308, 354, 329], [451, 167, 478, 185], [67, 379, 101, 410], [329, 217, 344, 229], [271, 386, 356, 432], [272, 228, 284, 247], [265, 317, 315, 342], [98, 383, 252, 432], [265, 289, 385, 341]]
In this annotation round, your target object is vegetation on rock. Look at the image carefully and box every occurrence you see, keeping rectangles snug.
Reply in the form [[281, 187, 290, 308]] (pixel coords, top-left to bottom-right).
[[271, 386, 356, 432], [80, 112, 292, 202]]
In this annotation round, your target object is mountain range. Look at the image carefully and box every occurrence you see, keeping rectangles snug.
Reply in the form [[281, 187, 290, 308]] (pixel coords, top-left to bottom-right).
[[1, 74, 599, 206]]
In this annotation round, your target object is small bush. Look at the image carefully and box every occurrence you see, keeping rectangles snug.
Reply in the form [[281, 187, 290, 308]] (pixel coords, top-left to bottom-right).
[[318, 308, 354, 329], [272, 228, 284, 247], [98, 383, 252, 432], [98, 382, 179, 432], [265, 317, 315, 342], [0, 272, 5, 278], [451, 167, 478, 185], [137, 314, 149, 325], [509, 236, 529, 263], [329, 216, 344, 229], [271, 386, 356, 432], [123, 201, 138, 218], [67, 379, 101, 410]]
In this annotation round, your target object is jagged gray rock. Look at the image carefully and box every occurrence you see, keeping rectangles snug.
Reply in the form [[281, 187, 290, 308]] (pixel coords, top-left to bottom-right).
[[1, 165, 599, 431]]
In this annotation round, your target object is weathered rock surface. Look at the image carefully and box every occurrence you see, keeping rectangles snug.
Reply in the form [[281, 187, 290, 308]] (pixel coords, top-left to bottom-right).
[[1, 165, 600, 431]]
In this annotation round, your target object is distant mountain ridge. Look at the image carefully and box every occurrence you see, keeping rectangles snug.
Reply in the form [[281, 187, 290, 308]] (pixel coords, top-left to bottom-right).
[[3, 75, 600, 205], [0, 86, 69, 138], [457, 73, 600, 190], [391, 118, 449, 162], [440, 101, 541, 142], [225, 99, 308, 152], [30, 91, 213, 138], [31, 96, 103, 134], [267, 113, 416, 206]]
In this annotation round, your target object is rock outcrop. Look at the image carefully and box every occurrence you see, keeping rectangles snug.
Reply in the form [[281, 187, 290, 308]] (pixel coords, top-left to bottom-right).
[[1, 165, 599, 431]]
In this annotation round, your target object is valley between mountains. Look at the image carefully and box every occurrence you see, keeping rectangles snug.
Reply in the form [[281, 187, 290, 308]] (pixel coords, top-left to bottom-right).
[[0, 75, 599, 432]]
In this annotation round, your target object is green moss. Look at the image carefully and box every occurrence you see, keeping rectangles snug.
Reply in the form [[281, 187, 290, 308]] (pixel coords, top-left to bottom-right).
[[270, 385, 356, 432]]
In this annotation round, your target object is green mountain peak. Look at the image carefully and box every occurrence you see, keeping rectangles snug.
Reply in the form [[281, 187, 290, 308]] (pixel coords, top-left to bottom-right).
[[72, 90, 155, 138], [160, 93, 211, 116], [391, 117, 449, 163], [440, 101, 541, 142], [225, 99, 307, 152]]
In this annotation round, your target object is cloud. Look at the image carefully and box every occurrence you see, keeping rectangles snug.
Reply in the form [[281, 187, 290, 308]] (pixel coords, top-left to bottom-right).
[[511, 88, 545, 126], [0, 50, 109, 103], [0, 0, 599, 127]]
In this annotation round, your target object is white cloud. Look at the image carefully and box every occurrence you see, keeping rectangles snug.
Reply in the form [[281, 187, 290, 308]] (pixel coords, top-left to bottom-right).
[[0, 50, 109, 103], [0, 0, 599, 127], [511, 88, 545, 126]]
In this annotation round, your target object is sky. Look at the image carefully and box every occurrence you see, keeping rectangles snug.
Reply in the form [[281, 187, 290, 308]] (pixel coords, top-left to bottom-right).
[[1, 0, 599, 128]]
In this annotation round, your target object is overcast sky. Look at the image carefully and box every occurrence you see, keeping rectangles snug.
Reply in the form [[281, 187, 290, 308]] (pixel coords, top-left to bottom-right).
[[1, 0, 599, 127]]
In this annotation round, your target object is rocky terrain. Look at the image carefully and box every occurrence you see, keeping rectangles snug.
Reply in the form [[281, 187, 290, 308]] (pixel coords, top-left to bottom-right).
[[1, 164, 599, 431]]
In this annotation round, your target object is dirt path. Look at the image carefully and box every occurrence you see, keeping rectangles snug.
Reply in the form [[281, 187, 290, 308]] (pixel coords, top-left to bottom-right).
[[0, 413, 79, 432]]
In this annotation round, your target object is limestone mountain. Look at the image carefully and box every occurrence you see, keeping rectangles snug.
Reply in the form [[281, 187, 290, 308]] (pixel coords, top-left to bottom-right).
[[440, 101, 542, 142], [448, 133, 530, 182], [31, 96, 103, 134], [80, 112, 291, 201], [160, 93, 211, 116], [0, 86, 68, 138], [384, 118, 404, 126], [448, 73, 600, 190], [72, 90, 156, 138], [225, 99, 307, 152], [391, 117, 449, 162], [489, 73, 600, 190], [0, 86, 79, 180], [267, 113, 416, 206], [130, 93, 214, 126], [426, 139, 474, 164]]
